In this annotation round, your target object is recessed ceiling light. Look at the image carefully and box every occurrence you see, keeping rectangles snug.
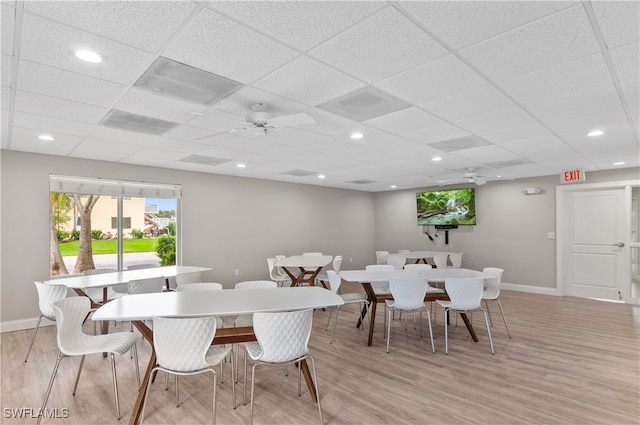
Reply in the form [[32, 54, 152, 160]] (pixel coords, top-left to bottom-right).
[[350, 132, 363, 140], [432, 156, 442, 162], [390, 185, 397, 189], [318, 174, 326, 179], [38, 135, 55, 141], [613, 161, 625, 166], [74, 49, 102, 63], [236, 163, 246, 168], [587, 130, 604, 137]]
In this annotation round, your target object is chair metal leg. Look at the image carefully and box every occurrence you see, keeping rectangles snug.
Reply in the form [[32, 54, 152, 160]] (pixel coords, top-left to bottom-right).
[[496, 299, 511, 338], [444, 308, 449, 354], [110, 353, 122, 420], [307, 356, 325, 425], [297, 361, 302, 396], [329, 306, 341, 344], [24, 315, 43, 363], [325, 306, 334, 331], [243, 349, 248, 406], [485, 299, 494, 326], [483, 309, 495, 354], [250, 363, 258, 425], [37, 350, 63, 425], [211, 369, 218, 425], [386, 308, 393, 353], [425, 309, 435, 354], [72, 355, 86, 395], [175, 375, 180, 407]]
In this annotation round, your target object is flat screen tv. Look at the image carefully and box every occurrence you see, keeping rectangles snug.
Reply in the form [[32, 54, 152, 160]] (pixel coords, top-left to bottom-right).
[[416, 188, 476, 226]]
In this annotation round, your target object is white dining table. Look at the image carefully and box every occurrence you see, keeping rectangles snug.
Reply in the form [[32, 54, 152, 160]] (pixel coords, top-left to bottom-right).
[[275, 255, 333, 287], [387, 250, 456, 266], [340, 268, 492, 346], [93, 286, 343, 425]]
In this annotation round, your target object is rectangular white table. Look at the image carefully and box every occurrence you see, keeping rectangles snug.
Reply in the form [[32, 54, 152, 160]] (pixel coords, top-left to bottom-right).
[[340, 268, 492, 346], [275, 255, 333, 287], [93, 286, 343, 425]]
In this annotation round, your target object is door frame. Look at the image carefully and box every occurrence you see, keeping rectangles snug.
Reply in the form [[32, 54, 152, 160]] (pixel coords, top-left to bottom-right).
[[556, 179, 639, 304]]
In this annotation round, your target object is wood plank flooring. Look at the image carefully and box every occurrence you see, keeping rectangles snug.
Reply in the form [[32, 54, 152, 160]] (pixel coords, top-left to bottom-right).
[[2, 286, 639, 424]]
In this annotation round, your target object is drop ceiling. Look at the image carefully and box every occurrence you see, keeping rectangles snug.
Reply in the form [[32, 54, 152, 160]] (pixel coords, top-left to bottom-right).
[[1, 1, 638, 192]]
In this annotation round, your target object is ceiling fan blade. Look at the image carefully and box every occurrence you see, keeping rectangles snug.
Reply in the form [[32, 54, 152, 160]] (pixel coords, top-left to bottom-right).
[[475, 177, 487, 185], [269, 113, 315, 127]]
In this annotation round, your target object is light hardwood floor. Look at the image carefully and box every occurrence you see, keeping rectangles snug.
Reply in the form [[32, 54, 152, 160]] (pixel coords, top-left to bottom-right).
[[2, 286, 639, 425]]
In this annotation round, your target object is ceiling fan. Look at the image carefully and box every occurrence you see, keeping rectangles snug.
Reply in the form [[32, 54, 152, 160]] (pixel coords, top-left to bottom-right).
[[439, 168, 488, 186], [231, 103, 315, 136]]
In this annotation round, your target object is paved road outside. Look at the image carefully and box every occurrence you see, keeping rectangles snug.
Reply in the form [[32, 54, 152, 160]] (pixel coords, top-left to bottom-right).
[[63, 251, 159, 271]]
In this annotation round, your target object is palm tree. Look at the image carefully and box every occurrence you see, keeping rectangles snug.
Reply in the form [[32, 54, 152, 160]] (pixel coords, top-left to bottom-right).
[[49, 193, 70, 275], [71, 194, 100, 273]]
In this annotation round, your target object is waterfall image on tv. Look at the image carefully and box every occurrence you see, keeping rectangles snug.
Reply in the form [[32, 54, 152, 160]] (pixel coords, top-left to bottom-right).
[[416, 188, 476, 225]]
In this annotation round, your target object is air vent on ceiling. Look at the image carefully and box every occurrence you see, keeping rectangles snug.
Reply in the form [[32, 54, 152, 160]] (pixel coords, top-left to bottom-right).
[[281, 169, 318, 177], [427, 135, 492, 152], [134, 57, 243, 105], [347, 179, 376, 185], [317, 86, 411, 122], [486, 158, 533, 168], [179, 154, 231, 166], [99, 110, 179, 135]]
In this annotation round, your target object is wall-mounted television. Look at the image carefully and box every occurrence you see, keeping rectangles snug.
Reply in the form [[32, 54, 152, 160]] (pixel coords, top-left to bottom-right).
[[416, 188, 476, 226]]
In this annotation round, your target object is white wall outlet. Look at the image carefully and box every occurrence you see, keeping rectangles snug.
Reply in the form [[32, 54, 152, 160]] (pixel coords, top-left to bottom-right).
[[234, 269, 239, 276], [349, 257, 353, 263], [547, 232, 555, 239]]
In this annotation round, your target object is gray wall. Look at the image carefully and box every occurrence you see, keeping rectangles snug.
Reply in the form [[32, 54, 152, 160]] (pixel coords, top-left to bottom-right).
[[373, 167, 640, 289], [0, 151, 374, 327]]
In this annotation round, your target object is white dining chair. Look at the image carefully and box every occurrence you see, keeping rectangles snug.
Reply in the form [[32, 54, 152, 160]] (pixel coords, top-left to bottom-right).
[[315, 255, 343, 287], [38, 297, 140, 425], [302, 252, 323, 256], [244, 309, 323, 425], [433, 254, 449, 269], [436, 278, 494, 355], [176, 283, 224, 330], [386, 254, 406, 270], [139, 316, 235, 425], [449, 252, 463, 268], [267, 257, 290, 287], [325, 270, 369, 344], [365, 264, 394, 294], [375, 251, 389, 265], [482, 267, 511, 338], [127, 264, 158, 270], [81, 268, 125, 302], [398, 250, 410, 254], [175, 271, 203, 286], [385, 278, 435, 354], [25, 281, 67, 363]]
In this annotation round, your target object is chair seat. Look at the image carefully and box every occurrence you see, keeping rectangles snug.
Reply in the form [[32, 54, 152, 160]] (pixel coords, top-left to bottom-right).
[[371, 282, 390, 294], [426, 286, 445, 294], [234, 314, 253, 327], [205, 346, 233, 366], [244, 342, 262, 360], [341, 293, 367, 303], [63, 331, 138, 357]]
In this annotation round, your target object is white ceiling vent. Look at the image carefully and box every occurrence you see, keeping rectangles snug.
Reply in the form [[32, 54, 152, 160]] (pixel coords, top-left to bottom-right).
[[427, 135, 492, 152], [347, 179, 376, 185], [317, 86, 411, 122], [281, 169, 318, 177], [487, 158, 533, 168], [134, 57, 243, 105], [179, 155, 231, 166], [99, 110, 179, 135]]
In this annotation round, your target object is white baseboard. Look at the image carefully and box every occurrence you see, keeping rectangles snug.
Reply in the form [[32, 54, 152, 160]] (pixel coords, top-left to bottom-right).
[[0, 317, 54, 334], [501, 282, 562, 296]]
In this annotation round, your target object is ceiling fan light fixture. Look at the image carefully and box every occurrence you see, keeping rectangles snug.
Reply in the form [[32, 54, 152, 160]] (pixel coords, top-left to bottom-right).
[[74, 49, 102, 63]]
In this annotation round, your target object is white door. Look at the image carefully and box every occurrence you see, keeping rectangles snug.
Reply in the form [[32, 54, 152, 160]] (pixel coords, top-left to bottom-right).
[[565, 189, 627, 300]]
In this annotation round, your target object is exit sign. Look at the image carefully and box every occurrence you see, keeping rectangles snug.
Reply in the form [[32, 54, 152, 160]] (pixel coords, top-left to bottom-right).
[[561, 169, 586, 183]]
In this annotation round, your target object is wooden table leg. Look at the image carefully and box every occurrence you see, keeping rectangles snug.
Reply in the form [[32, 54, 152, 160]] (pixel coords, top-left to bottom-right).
[[282, 267, 301, 287], [128, 321, 155, 425], [298, 359, 317, 403], [459, 313, 479, 342], [358, 283, 377, 347]]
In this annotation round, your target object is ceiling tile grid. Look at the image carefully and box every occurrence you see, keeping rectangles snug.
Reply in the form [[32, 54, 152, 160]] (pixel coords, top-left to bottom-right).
[[1, 1, 637, 191]]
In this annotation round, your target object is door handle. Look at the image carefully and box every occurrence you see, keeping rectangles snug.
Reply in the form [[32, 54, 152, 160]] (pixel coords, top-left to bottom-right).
[[613, 242, 625, 247]]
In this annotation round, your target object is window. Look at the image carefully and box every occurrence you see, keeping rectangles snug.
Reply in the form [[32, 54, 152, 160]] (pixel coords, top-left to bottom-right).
[[49, 175, 181, 276]]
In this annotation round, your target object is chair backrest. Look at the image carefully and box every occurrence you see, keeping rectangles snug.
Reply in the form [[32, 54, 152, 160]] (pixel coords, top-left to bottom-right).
[[82, 268, 118, 275], [235, 280, 277, 289], [267, 258, 282, 280], [175, 272, 203, 286], [252, 309, 313, 363], [403, 264, 432, 270], [365, 265, 394, 271], [389, 279, 429, 310], [127, 264, 158, 270], [302, 252, 322, 256], [326, 270, 341, 294], [398, 250, 410, 254], [386, 255, 406, 270], [176, 282, 223, 292], [433, 254, 449, 269], [444, 278, 484, 310], [375, 251, 389, 265], [482, 267, 504, 298], [274, 255, 286, 262], [449, 252, 463, 268], [52, 297, 94, 355], [128, 276, 166, 294], [34, 281, 68, 320], [332, 256, 343, 273], [152, 316, 217, 372]]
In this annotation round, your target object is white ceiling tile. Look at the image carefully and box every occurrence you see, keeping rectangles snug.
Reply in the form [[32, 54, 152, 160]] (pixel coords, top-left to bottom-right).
[[1, 54, 12, 88], [14, 90, 108, 124], [1, 3, 14, 56], [210, 86, 309, 119], [591, 1, 640, 49], [421, 85, 517, 122], [24, 1, 198, 53], [207, 1, 385, 51], [376, 54, 488, 105], [87, 125, 172, 148], [162, 8, 299, 84], [472, 122, 555, 146], [1, 108, 8, 148], [69, 137, 141, 162], [609, 42, 640, 83], [620, 78, 639, 131], [10, 125, 83, 155], [17, 61, 126, 108], [252, 56, 365, 106], [364, 107, 445, 133], [114, 87, 208, 124], [452, 145, 521, 162], [401, 123, 471, 145], [399, 1, 573, 50], [310, 6, 448, 83], [498, 53, 613, 104], [454, 107, 538, 136], [13, 111, 94, 136], [459, 5, 601, 81], [20, 12, 155, 85], [164, 124, 223, 142]]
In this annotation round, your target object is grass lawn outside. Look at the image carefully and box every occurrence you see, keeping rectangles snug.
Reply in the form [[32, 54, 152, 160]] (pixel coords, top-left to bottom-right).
[[59, 238, 157, 256]]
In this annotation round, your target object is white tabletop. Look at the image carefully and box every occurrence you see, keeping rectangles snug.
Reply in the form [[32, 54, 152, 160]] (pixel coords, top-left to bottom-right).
[[44, 266, 212, 289], [340, 268, 490, 283], [276, 255, 333, 268], [92, 286, 344, 321]]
